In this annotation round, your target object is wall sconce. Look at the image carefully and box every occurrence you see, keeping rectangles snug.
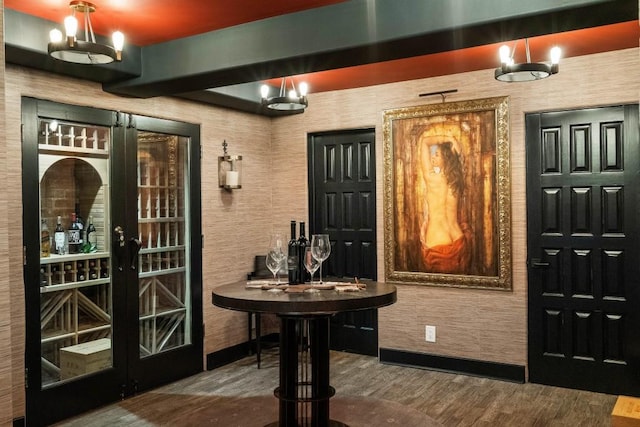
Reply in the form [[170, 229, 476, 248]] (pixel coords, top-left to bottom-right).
[[218, 140, 242, 191]]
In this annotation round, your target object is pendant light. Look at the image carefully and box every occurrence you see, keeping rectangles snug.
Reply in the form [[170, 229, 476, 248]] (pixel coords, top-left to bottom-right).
[[48, 1, 124, 65], [260, 77, 309, 111], [495, 39, 561, 82]]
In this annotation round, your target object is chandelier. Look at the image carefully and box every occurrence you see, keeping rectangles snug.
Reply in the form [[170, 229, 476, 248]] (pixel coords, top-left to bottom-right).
[[260, 77, 308, 111], [48, 1, 124, 65], [495, 39, 561, 82]]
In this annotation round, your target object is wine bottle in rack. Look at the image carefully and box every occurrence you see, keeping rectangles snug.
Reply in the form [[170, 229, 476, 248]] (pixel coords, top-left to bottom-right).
[[287, 220, 299, 284], [40, 267, 48, 287], [84, 216, 97, 252], [77, 261, 86, 281], [54, 215, 66, 255], [297, 222, 311, 283], [41, 219, 50, 257], [68, 213, 82, 254], [100, 259, 109, 278]]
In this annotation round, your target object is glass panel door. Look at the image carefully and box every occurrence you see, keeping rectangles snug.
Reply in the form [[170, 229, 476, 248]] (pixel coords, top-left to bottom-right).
[[23, 100, 202, 425], [137, 132, 192, 357], [121, 114, 202, 393], [38, 118, 114, 387]]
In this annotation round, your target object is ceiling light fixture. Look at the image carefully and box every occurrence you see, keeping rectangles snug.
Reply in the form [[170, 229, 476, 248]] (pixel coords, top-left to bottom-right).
[[260, 77, 308, 111], [495, 39, 561, 82], [48, 1, 124, 65]]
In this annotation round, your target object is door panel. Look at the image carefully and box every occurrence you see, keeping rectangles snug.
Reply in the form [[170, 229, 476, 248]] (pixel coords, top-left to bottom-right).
[[526, 104, 640, 396], [122, 115, 203, 392], [309, 129, 378, 355], [22, 99, 126, 426]]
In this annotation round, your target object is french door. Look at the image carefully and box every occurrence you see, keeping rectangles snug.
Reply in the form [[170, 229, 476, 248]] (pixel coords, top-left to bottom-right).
[[22, 98, 203, 426], [526, 104, 640, 396]]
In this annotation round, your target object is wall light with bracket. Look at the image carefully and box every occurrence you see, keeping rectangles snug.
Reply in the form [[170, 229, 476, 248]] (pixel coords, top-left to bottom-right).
[[218, 141, 242, 191]]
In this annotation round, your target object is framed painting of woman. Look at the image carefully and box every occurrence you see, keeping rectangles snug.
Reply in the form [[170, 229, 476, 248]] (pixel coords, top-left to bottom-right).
[[382, 96, 512, 290]]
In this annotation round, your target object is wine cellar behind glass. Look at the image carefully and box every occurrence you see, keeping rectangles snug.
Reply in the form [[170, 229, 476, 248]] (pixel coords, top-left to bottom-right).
[[38, 119, 112, 387], [137, 132, 191, 357]]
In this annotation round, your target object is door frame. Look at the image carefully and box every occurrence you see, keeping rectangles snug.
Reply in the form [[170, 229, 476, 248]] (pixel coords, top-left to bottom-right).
[[21, 98, 204, 425]]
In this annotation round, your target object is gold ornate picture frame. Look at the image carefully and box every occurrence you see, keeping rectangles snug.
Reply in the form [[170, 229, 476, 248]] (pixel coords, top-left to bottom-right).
[[383, 96, 512, 290]]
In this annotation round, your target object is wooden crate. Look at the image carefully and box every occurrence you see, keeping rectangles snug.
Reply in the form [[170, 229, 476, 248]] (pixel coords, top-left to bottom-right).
[[612, 396, 640, 427], [60, 338, 111, 380]]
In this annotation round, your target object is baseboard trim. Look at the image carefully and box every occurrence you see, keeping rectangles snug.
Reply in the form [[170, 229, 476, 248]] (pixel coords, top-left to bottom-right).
[[206, 342, 250, 370], [206, 333, 280, 370], [379, 348, 525, 383]]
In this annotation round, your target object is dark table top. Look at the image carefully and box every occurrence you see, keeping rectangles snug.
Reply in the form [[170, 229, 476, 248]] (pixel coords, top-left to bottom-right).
[[212, 281, 397, 316]]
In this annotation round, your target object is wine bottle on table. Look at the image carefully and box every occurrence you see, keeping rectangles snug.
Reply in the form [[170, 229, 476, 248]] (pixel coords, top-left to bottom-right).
[[287, 220, 299, 284], [54, 215, 66, 255], [297, 222, 311, 283]]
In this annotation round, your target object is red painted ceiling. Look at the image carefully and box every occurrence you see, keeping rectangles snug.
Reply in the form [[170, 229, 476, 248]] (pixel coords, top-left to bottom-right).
[[5, 0, 639, 94]]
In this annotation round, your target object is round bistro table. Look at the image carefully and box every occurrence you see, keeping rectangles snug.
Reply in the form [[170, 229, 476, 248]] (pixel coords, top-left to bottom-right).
[[212, 281, 397, 427]]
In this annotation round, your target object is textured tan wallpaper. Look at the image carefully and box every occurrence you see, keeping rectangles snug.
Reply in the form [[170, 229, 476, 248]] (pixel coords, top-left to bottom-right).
[[268, 48, 639, 368], [1, 47, 638, 422], [3, 65, 273, 421], [0, 2, 12, 425]]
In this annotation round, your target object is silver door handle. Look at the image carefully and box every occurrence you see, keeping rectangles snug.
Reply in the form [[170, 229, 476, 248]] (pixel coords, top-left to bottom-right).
[[529, 258, 550, 268]]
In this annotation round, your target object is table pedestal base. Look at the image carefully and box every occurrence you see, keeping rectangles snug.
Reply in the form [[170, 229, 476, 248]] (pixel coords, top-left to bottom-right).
[[272, 314, 345, 427]]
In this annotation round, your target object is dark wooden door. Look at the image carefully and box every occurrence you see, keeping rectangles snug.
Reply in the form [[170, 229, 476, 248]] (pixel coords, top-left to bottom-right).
[[308, 129, 378, 355], [526, 104, 640, 396], [119, 115, 204, 395]]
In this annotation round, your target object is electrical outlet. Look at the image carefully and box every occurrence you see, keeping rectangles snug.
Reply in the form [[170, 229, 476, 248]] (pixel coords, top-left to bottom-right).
[[425, 325, 436, 342]]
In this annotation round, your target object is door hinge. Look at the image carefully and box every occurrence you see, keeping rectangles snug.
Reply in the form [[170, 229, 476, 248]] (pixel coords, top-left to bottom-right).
[[115, 111, 123, 128], [23, 246, 27, 266], [24, 368, 28, 389]]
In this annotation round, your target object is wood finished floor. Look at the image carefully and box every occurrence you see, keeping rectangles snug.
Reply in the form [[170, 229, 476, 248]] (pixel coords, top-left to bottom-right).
[[55, 348, 617, 427]]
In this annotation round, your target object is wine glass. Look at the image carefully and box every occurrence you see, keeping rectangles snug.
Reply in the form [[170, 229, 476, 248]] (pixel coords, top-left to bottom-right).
[[268, 232, 287, 267], [269, 232, 286, 255], [304, 247, 320, 284], [310, 234, 331, 283], [266, 249, 284, 284]]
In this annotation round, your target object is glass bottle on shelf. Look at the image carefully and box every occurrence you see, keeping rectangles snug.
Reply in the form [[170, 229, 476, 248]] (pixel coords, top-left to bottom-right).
[[54, 215, 66, 255], [68, 213, 82, 254], [41, 219, 50, 257], [84, 216, 97, 253]]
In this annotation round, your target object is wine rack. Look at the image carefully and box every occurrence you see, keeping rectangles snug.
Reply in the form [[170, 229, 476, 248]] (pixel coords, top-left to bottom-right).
[[38, 120, 110, 157], [40, 253, 110, 290], [136, 133, 190, 357]]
